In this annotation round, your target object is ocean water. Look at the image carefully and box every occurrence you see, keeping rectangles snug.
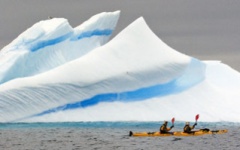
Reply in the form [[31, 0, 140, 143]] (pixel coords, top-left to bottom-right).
[[0, 122, 239, 150]]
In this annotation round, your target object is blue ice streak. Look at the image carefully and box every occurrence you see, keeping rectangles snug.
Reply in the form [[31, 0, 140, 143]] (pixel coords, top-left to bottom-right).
[[29, 32, 73, 52], [28, 29, 112, 52], [34, 80, 187, 116], [74, 29, 112, 40], [35, 58, 205, 117]]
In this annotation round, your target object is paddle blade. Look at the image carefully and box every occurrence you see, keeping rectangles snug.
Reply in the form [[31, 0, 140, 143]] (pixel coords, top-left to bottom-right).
[[172, 117, 175, 124], [195, 114, 199, 121]]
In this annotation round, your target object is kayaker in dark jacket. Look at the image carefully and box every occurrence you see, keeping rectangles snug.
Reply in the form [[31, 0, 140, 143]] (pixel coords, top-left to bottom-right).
[[160, 121, 174, 133], [183, 122, 197, 133]]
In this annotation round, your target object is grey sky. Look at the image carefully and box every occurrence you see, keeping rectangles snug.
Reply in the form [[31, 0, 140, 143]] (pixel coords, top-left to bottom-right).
[[0, 0, 240, 71]]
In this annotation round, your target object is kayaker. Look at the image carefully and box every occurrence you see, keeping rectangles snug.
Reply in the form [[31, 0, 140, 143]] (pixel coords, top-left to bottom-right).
[[160, 121, 174, 134], [183, 122, 197, 133]]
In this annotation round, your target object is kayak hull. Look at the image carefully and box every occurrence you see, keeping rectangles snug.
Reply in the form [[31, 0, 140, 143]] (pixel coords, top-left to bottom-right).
[[129, 129, 228, 137]]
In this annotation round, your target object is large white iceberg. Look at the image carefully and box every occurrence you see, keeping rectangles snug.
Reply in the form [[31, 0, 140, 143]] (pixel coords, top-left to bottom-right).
[[0, 12, 240, 123]]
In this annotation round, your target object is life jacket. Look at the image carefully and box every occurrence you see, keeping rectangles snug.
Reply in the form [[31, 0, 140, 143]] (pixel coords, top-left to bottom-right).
[[184, 125, 191, 132]]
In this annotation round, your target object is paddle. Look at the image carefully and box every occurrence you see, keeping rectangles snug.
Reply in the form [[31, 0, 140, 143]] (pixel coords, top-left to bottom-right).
[[195, 114, 199, 123], [172, 117, 175, 126], [194, 114, 199, 127], [171, 117, 175, 128]]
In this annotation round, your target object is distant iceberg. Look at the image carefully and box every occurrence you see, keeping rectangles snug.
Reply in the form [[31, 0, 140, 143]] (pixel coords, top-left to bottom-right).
[[0, 11, 240, 123]]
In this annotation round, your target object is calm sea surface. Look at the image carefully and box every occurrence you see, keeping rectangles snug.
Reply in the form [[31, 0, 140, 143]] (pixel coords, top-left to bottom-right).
[[0, 122, 239, 150]]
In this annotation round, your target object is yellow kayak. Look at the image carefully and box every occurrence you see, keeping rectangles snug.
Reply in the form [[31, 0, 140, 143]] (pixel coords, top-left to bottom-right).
[[129, 128, 228, 137]]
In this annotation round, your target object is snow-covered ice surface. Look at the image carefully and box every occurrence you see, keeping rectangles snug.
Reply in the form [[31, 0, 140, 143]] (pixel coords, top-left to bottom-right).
[[0, 12, 240, 123]]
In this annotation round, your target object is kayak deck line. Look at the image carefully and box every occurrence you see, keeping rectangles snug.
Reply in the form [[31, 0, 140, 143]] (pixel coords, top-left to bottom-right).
[[129, 129, 228, 137]]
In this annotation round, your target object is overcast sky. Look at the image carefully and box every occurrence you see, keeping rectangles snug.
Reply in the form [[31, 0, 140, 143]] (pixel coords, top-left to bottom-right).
[[0, 0, 240, 71]]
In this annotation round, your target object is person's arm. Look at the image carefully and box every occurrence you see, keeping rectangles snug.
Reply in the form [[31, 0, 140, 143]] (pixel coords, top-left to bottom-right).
[[167, 125, 174, 131], [191, 123, 197, 129]]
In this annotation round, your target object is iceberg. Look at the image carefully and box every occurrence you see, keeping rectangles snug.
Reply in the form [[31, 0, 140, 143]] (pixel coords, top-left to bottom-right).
[[0, 12, 240, 123], [0, 11, 120, 84]]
